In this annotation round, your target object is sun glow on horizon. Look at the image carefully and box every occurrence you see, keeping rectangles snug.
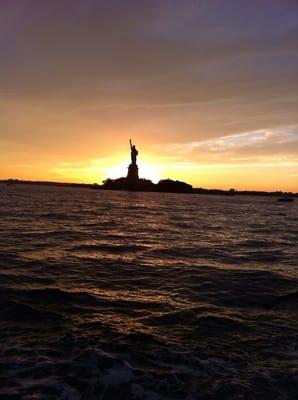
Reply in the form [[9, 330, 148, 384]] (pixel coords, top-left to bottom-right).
[[107, 159, 161, 183]]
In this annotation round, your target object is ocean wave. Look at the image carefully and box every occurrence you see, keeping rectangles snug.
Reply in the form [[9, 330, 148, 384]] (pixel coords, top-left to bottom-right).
[[2, 343, 296, 400], [1, 187, 297, 399], [1, 299, 63, 322], [268, 291, 298, 309], [70, 243, 149, 253]]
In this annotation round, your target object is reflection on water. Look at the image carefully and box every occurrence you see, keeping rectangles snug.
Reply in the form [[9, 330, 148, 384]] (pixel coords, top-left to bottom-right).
[[0, 184, 297, 399]]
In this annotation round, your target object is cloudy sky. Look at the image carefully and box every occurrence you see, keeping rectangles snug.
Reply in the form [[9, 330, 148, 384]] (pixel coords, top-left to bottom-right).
[[0, 0, 297, 190]]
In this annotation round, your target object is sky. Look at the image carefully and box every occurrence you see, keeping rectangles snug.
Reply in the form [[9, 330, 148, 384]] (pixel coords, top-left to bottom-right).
[[0, 0, 297, 191]]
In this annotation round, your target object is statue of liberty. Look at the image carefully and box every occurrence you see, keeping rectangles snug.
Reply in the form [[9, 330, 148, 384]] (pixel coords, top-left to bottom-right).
[[127, 139, 139, 184], [130, 139, 138, 166]]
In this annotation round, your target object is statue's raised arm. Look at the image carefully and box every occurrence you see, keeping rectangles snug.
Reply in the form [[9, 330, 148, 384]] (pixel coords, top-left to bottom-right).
[[129, 139, 132, 149]]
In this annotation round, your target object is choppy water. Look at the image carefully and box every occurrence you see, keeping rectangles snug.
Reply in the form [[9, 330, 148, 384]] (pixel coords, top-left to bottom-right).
[[0, 184, 297, 399]]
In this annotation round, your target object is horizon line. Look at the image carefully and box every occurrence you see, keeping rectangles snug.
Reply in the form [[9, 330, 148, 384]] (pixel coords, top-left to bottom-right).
[[1, 178, 297, 196]]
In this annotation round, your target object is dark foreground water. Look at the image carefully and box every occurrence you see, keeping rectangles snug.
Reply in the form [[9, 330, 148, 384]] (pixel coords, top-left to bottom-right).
[[0, 184, 297, 400]]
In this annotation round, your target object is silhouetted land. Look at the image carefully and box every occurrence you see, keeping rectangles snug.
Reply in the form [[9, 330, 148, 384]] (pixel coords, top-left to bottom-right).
[[7, 141, 292, 197], [1, 179, 297, 197]]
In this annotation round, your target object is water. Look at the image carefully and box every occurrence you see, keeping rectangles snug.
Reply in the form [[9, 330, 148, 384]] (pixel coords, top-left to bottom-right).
[[0, 184, 297, 399]]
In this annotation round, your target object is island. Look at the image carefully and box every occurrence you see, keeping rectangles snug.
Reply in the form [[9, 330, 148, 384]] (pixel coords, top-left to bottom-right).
[[1, 141, 297, 197], [101, 140, 193, 193]]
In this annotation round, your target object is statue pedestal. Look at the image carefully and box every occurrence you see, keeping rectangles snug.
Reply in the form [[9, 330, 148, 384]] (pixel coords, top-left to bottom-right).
[[127, 163, 139, 185]]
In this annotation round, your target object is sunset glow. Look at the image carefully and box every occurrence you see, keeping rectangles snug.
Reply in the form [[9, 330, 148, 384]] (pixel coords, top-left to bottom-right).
[[0, 1, 297, 191], [107, 160, 161, 184]]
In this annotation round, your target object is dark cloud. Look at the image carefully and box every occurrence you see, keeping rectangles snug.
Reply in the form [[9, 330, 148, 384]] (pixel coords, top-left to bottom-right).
[[1, 0, 297, 97]]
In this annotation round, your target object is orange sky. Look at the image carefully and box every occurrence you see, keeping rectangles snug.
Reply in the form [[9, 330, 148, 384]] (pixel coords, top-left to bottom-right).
[[0, 1, 297, 191]]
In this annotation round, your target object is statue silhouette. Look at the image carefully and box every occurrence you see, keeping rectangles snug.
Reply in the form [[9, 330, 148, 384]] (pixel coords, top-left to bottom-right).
[[126, 139, 139, 185], [130, 139, 138, 166], [102, 139, 193, 192]]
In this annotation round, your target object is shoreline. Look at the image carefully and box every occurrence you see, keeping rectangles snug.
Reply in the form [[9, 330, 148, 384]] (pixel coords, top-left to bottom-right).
[[1, 179, 296, 197]]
